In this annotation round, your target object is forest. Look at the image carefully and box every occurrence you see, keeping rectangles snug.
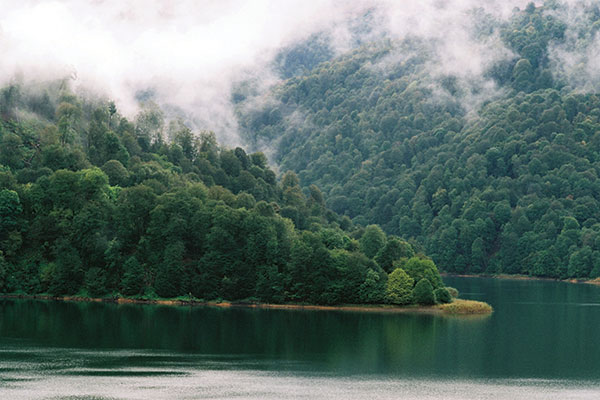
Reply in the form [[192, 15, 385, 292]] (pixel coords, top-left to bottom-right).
[[0, 81, 451, 306], [239, 1, 600, 279], [2, 1, 599, 305]]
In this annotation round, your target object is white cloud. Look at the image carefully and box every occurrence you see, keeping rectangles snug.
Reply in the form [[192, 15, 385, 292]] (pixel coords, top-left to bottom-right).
[[0, 0, 537, 145]]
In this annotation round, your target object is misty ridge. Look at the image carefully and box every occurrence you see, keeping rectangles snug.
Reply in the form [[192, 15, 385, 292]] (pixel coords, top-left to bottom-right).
[[1, 0, 597, 153], [3, 0, 600, 317], [5, 3, 600, 398]]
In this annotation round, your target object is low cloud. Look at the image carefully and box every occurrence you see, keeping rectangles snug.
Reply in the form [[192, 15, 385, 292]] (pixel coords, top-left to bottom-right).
[[546, 0, 600, 92], [0, 0, 542, 146]]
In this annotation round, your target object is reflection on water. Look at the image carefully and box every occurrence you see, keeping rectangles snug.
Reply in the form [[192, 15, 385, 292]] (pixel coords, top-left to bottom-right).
[[1, 277, 600, 398], [1, 347, 599, 400]]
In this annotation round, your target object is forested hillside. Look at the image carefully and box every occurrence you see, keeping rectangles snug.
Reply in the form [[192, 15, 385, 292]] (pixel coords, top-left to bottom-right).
[[0, 82, 451, 306], [240, 1, 600, 279]]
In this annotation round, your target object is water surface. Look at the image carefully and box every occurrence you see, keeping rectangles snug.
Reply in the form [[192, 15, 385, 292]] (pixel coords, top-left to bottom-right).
[[1, 277, 600, 399]]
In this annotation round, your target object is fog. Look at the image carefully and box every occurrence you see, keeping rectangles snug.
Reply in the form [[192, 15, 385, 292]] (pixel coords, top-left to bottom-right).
[[547, 0, 600, 92], [0, 0, 564, 146]]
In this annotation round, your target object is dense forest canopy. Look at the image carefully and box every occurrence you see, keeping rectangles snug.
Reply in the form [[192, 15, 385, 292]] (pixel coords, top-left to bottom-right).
[[0, 80, 451, 306], [238, 1, 600, 279], [2, 0, 600, 297]]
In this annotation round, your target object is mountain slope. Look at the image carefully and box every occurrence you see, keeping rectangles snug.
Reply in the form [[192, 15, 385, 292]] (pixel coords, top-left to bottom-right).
[[0, 80, 452, 306], [239, 2, 600, 278]]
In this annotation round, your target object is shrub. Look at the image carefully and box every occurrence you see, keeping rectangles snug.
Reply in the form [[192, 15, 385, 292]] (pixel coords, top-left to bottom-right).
[[434, 287, 452, 304], [413, 278, 435, 305], [385, 268, 414, 305], [446, 286, 459, 298]]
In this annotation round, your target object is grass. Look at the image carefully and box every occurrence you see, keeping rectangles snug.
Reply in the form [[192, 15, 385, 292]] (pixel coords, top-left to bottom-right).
[[439, 299, 493, 315], [1, 291, 493, 316]]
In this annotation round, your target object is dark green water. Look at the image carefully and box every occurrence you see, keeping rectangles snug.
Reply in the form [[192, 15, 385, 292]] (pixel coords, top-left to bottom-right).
[[1, 277, 600, 399]]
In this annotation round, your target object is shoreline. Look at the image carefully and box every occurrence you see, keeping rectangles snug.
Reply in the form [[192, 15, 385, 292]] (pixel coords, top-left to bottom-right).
[[0, 294, 491, 315], [442, 273, 600, 286]]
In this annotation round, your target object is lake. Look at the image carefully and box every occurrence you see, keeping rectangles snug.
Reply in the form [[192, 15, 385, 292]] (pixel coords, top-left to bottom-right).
[[1, 276, 600, 399]]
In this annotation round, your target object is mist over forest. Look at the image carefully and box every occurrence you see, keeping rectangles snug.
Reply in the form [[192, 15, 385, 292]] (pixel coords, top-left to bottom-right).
[[6, 4, 600, 399], [3, 0, 600, 299], [1, 0, 543, 143]]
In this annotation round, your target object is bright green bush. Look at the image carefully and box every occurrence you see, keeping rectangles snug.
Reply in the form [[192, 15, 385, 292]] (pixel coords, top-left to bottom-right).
[[385, 268, 414, 305]]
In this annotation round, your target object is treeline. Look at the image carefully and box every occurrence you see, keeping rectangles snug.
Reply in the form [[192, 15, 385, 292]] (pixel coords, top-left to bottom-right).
[[240, 1, 600, 279], [0, 83, 449, 305]]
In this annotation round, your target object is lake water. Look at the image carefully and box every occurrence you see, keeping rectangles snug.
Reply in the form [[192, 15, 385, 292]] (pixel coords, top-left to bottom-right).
[[1, 276, 600, 399]]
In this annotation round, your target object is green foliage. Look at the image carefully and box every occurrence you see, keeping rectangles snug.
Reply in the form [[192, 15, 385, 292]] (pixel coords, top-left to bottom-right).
[[121, 256, 145, 296], [0, 84, 444, 306], [0, 189, 22, 228], [398, 257, 443, 289], [434, 287, 452, 304], [359, 225, 386, 259], [359, 268, 385, 304], [50, 243, 83, 295], [567, 247, 594, 278], [375, 237, 414, 272], [413, 278, 435, 305], [0, 255, 8, 293], [446, 287, 459, 298], [0, 133, 25, 169], [101, 160, 129, 186], [235, 2, 600, 280], [0, 189, 22, 255], [84, 267, 107, 297], [385, 268, 413, 305], [329, 250, 384, 304]]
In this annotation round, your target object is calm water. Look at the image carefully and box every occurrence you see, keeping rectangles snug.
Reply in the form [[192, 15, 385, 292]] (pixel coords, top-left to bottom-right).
[[1, 277, 600, 399]]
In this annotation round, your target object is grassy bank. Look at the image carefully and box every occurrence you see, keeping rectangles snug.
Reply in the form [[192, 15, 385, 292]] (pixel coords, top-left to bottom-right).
[[0, 293, 493, 315], [439, 299, 494, 315]]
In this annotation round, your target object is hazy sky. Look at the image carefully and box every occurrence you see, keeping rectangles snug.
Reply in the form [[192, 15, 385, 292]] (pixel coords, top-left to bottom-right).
[[0, 0, 548, 144]]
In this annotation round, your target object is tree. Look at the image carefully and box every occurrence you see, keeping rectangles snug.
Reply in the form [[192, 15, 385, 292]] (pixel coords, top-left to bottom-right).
[[375, 237, 414, 272], [434, 287, 451, 304], [220, 150, 241, 177], [154, 242, 184, 298], [50, 243, 83, 295], [385, 268, 414, 305], [56, 99, 81, 145], [135, 103, 164, 150], [116, 185, 157, 250], [235, 192, 256, 209], [0, 133, 25, 170], [413, 278, 435, 305], [121, 256, 145, 296], [172, 122, 197, 160], [281, 171, 300, 188], [84, 267, 107, 296], [470, 237, 486, 273], [0, 189, 22, 232], [359, 268, 385, 304], [400, 257, 443, 289], [359, 225, 386, 258], [0, 255, 7, 293], [250, 152, 268, 169], [0, 189, 22, 256], [568, 247, 593, 278], [101, 159, 129, 186], [513, 59, 534, 92]]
